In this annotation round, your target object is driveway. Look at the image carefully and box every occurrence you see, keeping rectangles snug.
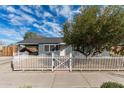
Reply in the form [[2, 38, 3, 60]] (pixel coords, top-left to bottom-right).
[[0, 62, 124, 88]]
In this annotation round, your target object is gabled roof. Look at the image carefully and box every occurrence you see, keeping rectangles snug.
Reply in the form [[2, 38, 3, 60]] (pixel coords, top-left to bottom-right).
[[17, 37, 64, 45]]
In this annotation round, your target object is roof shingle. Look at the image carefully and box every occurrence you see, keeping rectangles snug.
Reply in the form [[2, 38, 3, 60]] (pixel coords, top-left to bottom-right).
[[17, 37, 64, 44]]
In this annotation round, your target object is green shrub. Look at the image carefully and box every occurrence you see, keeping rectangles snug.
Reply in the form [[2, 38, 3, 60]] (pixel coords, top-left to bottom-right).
[[100, 81, 124, 88], [19, 84, 32, 88]]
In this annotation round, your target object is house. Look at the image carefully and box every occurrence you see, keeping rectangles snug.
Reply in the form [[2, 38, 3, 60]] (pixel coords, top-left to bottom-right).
[[17, 37, 116, 57], [17, 37, 70, 56]]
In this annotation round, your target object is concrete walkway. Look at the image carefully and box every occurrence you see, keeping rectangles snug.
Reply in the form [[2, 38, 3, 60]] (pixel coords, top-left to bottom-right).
[[0, 63, 124, 88]]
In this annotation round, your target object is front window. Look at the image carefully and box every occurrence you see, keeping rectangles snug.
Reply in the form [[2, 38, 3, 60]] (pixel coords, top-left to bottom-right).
[[45, 45, 49, 51], [55, 45, 60, 51], [50, 45, 55, 51], [44, 44, 59, 52]]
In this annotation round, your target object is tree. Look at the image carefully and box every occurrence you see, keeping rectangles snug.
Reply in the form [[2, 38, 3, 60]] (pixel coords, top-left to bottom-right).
[[63, 6, 124, 57], [23, 32, 41, 40]]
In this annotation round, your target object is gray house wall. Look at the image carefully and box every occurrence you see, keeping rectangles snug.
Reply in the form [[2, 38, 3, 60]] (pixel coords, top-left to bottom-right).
[[38, 44, 44, 55]]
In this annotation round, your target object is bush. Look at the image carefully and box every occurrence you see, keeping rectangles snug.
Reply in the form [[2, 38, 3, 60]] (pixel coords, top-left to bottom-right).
[[19, 84, 32, 88], [100, 81, 124, 88]]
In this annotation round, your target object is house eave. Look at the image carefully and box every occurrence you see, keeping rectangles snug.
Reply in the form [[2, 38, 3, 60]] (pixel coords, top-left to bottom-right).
[[17, 42, 66, 45], [59, 42, 66, 45], [17, 43, 38, 45]]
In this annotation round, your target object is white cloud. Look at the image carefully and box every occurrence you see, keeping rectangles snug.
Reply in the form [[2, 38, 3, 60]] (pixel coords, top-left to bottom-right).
[[32, 6, 43, 18], [33, 22, 60, 37], [8, 14, 15, 18], [40, 27, 58, 37], [21, 14, 36, 23], [44, 12, 53, 18], [72, 7, 81, 14], [59, 6, 71, 18], [9, 14, 24, 25], [0, 27, 23, 41], [60, 6, 81, 22], [35, 5, 42, 10], [49, 5, 58, 11], [20, 6, 33, 14], [0, 5, 82, 40], [45, 21, 62, 35], [33, 23, 40, 28], [10, 18, 23, 25], [35, 10, 42, 18], [12, 9, 36, 24], [49, 6, 61, 16], [6, 6, 16, 13], [49, 6, 80, 22], [8, 12, 36, 25], [0, 6, 37, 26], [49, 6, 71, 18], [0, 38, 18, 45]]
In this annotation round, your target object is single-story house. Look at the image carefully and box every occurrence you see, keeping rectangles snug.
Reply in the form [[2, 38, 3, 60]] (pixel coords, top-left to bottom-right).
[[17, 37, 70, 56], [17, 37, 111, 57]]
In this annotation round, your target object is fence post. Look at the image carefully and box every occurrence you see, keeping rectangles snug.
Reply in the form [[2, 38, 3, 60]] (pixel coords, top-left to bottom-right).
[[11, 60, 14, 71], [41, 53, 43, 71], [52, 52, 54, 72], [69, 52, 72, 72], [117, 57, 120, 71]]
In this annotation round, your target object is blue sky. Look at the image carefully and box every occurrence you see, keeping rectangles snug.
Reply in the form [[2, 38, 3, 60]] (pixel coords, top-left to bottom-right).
[[0, 5, 81, 44]]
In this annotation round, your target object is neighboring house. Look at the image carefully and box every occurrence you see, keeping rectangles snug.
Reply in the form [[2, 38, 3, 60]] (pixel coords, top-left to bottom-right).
[[110, 44, 124, 56], [17, 37, 70, 56]]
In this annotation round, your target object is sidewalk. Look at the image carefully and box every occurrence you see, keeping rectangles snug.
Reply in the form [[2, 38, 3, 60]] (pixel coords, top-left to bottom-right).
[[0, 63, 124, 88]]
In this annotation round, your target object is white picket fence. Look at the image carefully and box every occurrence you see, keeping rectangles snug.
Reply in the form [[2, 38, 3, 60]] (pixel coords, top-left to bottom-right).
[[13, 55, 52, 71], [12, 54, 124, 71], [72, 57, 124, 71]]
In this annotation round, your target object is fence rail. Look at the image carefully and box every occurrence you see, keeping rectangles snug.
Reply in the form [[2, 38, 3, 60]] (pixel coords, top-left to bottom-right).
[[72, 57, 124, 71], [13, 55, 52, 71], [12, 55, 124, 71]]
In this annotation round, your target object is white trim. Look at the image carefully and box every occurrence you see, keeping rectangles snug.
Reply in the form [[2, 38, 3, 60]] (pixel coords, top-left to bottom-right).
[[59, 43, 66, 45], [43, 44, 60, 45]]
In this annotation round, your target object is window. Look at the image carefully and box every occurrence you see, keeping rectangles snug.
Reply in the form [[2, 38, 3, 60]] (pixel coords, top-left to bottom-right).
[[55, 45, 60, 51], [44, 45, 49, 51], [50, 45, 55, 51], [44, 44, 60, 52]]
